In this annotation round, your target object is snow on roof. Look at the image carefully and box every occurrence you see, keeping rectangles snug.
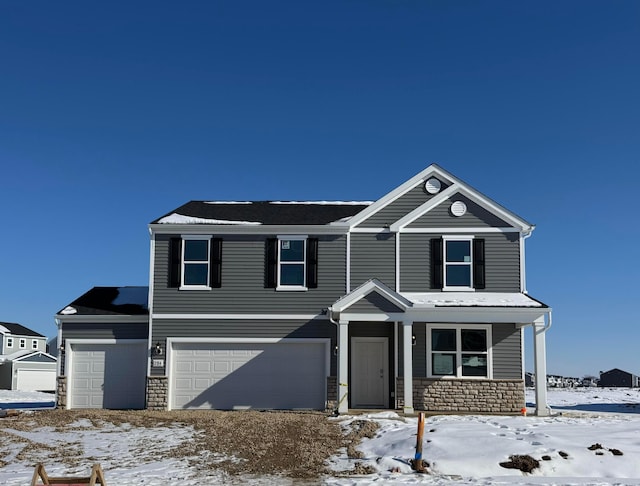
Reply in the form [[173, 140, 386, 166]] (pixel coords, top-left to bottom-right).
[[402, 292, 545, 307], [156, 212, 263, 225], [204, 201, 252, 204], [269, 201, 374, 205], [60, 306, 77, 315], [0, 324, 9, 334]]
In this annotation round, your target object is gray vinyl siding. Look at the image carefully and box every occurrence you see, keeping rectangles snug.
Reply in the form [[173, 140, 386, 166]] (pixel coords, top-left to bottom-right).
[[492, 324, 522, 379], [153, 234, 347, 314], [359, 182, 448, 228], [0, 364, 11, 389], [61, 322, 149, 340], [350, 233, 395, 290], [399, 234, 431, 292], [349, 292, 404, 313], [151, 318, 336, 376], [408, 193, 513, 228], [399, 233, 521, 292]]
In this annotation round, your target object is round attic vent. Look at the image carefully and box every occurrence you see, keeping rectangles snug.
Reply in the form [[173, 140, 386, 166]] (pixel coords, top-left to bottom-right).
[[425, 178, 441, 194], [450, 201, 467, 217]]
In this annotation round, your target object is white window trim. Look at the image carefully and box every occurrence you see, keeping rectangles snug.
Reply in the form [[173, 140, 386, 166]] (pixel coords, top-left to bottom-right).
[[32, 339, 38, 350], [6, 337, 13, 348], [442, 235, 475, 292], [19, 338, 26, 349], [426, 323, 492, 379], [180, 235, 212, 290], [276, 235, 308, 291]]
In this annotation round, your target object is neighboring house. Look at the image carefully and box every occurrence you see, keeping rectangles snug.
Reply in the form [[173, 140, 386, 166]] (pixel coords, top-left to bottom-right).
[[55, 164, 552, 415], [55, 286, 149, 409], [524, 372, 534, 388], [0, 322, 56, 392], [599, 368, 640, 388]]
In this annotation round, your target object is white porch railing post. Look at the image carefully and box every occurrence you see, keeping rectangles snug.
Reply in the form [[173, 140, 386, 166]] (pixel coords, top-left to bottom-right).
[[533, 316, 550, 416], [402, 320, 414, 414], [337, 320, 349, 414]]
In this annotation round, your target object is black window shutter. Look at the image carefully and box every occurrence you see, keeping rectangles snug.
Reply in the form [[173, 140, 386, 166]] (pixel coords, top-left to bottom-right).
[[169, 237, 182, 288], [430, 238, 443, 289], [306, 238, 318, 288], [473, 238, 486, 289], [210, 238, 223, 288], [265, 238, 278, 288]]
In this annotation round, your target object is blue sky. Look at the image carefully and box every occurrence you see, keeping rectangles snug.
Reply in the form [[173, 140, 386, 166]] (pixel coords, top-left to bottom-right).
[[1, 1, 638, 378]]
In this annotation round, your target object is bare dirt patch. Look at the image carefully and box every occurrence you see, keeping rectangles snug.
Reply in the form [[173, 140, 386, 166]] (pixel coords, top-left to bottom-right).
[[0, 409, 371, 480]]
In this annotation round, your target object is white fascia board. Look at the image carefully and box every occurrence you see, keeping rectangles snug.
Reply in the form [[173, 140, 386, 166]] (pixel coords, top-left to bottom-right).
[[330, 279, 412, 313], [399, 227, 521, 234], [336, 312, 408, 322], [452, 186, 534, 233], [390, 184, 460, 231], [167, 337, 330, 344], [407, 306, 550, 324], [55, 315, 149, 324], [149, 223, 350, 235], [346, 164, 449, 228], [14, 351, 57, 362], [152, 313, 324, 320]]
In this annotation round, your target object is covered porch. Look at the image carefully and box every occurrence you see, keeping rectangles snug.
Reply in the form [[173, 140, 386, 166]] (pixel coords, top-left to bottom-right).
[[328, 279, 551, 416]]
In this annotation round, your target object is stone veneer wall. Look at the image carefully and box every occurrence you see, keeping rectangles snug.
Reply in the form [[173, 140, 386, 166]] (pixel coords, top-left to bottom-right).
[[326, 376, 337, 411], [146, 376, 168, 410], [397, 378, 525, 414], [56, 376, 67, 408]]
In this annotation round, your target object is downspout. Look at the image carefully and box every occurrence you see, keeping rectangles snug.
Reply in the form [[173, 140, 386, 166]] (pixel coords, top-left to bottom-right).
[[521, 230, 533, 294], [55, 317, 62, 407]]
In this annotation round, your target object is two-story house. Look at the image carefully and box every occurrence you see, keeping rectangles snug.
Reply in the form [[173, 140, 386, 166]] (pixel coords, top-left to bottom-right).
[[55, 164, 552, 415], [0, 321, 56, 391]]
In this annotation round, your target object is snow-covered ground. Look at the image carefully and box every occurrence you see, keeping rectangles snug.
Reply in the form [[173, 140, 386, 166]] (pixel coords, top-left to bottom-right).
[[1, 387, 639, 485]]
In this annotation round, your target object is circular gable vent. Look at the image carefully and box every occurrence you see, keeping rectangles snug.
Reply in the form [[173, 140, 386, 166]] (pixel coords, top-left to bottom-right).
[[450, 201, 467, 217], [425, 178, 441, 194]]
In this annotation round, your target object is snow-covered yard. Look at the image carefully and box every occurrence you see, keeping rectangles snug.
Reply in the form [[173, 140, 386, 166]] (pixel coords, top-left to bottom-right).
[[1, 388, 639, 485]]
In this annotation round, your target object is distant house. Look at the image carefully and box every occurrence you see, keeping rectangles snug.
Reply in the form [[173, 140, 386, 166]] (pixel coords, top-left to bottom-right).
[[599, 368, 640, 388], [0, 322, 57, 392], [525, 372, 534, 387]]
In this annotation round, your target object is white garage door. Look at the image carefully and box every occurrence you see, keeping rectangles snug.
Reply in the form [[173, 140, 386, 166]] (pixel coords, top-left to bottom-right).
[[69, 341, 147, 409], [16, 369, 56, 392], [171, 341, 327, 410]]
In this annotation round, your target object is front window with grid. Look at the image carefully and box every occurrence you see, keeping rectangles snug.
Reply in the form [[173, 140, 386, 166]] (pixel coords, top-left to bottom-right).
[[278, 238, 306, 288], [427, 325, 491, 378], [6, 337, 13, 349], [32, 339, 39, 350], [19, 338, 26, 349]]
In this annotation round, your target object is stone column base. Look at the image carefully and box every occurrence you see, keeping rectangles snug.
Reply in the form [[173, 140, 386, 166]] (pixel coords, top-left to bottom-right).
[[146, 376, 168, 410], [56, 376, 67, 409]]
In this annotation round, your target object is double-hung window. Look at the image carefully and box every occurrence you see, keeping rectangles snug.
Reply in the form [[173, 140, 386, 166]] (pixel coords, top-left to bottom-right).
[[265, 236, 318, 291], [32, 339, 38, 350], [278, 237, 306, 289], [182, 236, 211, 288], [431, 236, 485, 290], [6, 337, 13, 349], [19, 338, 26, 349], [427, 324, 491, 378]]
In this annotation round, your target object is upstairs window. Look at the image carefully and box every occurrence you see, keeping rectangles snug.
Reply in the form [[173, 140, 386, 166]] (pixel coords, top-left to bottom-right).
[[19, 338, 26, 349], [279, 238, 306, 288], [6, 337, 13, 348], [431, 237, 485, 291], [183, 238, 210, 287], [168, 236, 222, 289], [32, 339, 39, 350], [427, 325, 491, 378], [266, 237, 318, 290]]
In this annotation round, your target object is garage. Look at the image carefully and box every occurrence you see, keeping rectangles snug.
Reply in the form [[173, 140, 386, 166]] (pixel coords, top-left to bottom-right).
[[68, 341, 147, 409], [169, 340, 329, 410], [16, 369, 56, 391]]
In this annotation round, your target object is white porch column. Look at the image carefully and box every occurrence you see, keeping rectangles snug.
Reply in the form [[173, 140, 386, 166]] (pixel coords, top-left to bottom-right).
[[402, 320, 414, 414], [533, 316, 550, 416], [337, 320, 349, 414]]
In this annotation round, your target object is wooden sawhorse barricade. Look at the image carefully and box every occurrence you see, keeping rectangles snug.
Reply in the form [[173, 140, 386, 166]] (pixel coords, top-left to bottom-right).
[[30, 463, 107, 486]]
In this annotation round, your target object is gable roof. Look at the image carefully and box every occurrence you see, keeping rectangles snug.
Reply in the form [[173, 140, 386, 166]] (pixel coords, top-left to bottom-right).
[[0, 322, 44, 338], [57, 286, 149, 316], [348, 164, 534, 233], [151, 201, 373, 226], [330, 279, 412, 314]]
